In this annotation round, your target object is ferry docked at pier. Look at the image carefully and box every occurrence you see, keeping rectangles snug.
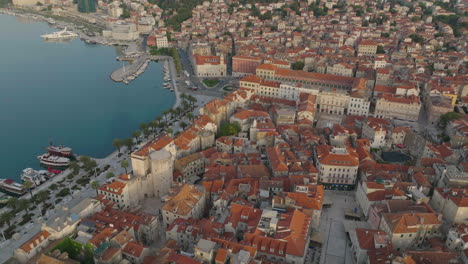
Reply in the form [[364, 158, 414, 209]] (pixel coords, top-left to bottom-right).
[[47, 145, 73, 157], [0, 179, 26, 196], [37, 153, 71, 167], [41, 28, 78, 40]]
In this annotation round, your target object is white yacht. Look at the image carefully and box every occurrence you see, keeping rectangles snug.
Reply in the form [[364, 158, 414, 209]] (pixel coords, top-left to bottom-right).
[[21, 168, 46, 186], [41, 28, 78, 40]]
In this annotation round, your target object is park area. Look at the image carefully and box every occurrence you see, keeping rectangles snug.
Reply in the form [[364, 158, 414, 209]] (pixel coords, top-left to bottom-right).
[[50, 237, 94, 263], [202, 79, 220, 87]]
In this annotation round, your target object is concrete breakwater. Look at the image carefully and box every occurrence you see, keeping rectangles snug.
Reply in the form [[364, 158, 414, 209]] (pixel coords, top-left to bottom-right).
[[110, 54, 148, 83]]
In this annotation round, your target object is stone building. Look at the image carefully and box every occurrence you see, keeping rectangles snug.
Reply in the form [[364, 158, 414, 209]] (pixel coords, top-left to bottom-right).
[[130, 134, 176, 200], [162, 184, 206, 227]]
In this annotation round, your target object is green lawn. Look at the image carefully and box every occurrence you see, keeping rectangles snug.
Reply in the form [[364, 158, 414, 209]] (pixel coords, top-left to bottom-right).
[[203, 79, 220, 87]]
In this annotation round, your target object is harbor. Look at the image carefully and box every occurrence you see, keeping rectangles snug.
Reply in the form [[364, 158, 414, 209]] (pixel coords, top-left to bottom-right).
[[0, 13, 175, 184]]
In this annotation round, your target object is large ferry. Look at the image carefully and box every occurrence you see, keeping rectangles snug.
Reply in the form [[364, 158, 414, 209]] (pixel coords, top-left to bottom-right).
[[37, 153, 71, 167], [47, 145, 73, 157], [41, 28, 78, 40], [0, 179, 26, 196]]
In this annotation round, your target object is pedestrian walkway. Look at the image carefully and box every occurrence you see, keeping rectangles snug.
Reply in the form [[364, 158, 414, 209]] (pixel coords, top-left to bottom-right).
[[319, 190, 359, 264]]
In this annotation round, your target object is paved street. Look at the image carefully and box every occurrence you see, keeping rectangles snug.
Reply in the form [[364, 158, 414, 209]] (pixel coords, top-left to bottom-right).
[[319, 190, 359, 264], [0, 147, 132, 263]]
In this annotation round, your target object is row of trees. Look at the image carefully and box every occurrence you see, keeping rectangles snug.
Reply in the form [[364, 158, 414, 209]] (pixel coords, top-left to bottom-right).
[[0, 189, 50, 228], [112, 93, 198, 154]]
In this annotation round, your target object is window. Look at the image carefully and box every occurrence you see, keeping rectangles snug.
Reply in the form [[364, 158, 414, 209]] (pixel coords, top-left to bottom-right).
[[400, 234, 404, 238]]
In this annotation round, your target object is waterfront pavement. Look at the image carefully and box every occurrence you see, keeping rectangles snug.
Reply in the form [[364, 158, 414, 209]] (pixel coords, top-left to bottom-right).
[[318, 190, 360, 264], [0, 147, 132, 263]]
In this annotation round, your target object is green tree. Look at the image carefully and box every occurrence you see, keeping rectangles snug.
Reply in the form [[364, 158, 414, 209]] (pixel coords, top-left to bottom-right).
[[23, 180, 34, 199], [124, 137, 133, 152], [106, 172, 115, 179], [132, 130, 141, 143], [50, 183, 58, 191], [17, 199, 30, 214], [35, 190, 49, 204], [7, 197, 18, 211], [409, 34, 424, 44], [113, 138, 122, 153], [0, 212, 12, 227], [440, 112, 462, 128], [69, 161, 80, 175], [163, 109, 170, 123], [377, 45, 385, 54], [218, 121, 242, 137], [121, 160, 129, 174], [180, 122, 188, 131], [91, 181, 100, 196], [291, 61, 305, 70], [187, 112, 194, 121]]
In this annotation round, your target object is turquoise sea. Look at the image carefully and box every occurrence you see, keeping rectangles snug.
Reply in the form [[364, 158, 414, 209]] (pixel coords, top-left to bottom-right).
[[0, 14, 175, 181]]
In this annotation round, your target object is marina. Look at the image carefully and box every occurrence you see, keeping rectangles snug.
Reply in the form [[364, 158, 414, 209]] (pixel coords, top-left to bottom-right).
[[0, 13, 175, 183]]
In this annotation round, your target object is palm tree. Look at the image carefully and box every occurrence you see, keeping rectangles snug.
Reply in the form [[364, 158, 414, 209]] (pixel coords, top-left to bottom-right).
[[91, 180, 100, 196], [187, 112, 194, 121], [0, 212, 12, 228], [182, 100, 190, 112], [79, 155, 91, 164], [132, 131, 141, 143], [163, 109, 170, 123], [113, 138, 123, 153], [17, 199, 30, 214], [155, 116, 163, 125], [35, 190, 49, 204], [143, 128, 151, 138], [7, 197, 17, 211], [167, 127, 173, 136], [180, 93, 187, 100], [121, 160, 129, 174], [188, 95, 197, 109], [180, 121, 188, 130], [69, 161, 80, 175], [124, 137, 133, 152], [106, 172, 115, 179], [23, 180, 34, 199], [139, 122, 147, 132], [175, 107, 182, 119], [169, 108, 176, 120]]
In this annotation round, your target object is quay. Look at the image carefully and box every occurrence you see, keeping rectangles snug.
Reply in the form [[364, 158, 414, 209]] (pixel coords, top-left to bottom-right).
[[110, 54, 148, 83]]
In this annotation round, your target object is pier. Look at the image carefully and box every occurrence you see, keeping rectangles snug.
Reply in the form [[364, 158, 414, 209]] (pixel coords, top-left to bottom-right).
[[110, 54, 148, 83]]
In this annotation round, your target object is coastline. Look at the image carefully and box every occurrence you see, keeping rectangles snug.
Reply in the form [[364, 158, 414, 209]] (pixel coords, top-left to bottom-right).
[[0, 9, 177, 183]]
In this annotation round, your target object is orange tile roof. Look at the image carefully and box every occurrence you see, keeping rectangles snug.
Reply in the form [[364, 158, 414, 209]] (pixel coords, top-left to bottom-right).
[[316, 145, 359, 167], [99, 180, 127, 195], [123, 241, 146, 257], [101, 247, 121, 262], [382, 213, 441, 234], [89, 228, 117, 247], [134, 134, 173, 156], [20, 231, 50, 253], [194, 54, 222, 65], [240, 75, 263, 84], [215, 248, 228, 263], [162, 184, 204, 216]]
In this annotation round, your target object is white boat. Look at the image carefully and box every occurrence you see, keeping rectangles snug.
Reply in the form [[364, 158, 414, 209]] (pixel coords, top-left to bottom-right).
[[41, 28, 78, 40], [21, 168, 45, 186], [37, 153, 70, 167], [0, 179, 26, 196]]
